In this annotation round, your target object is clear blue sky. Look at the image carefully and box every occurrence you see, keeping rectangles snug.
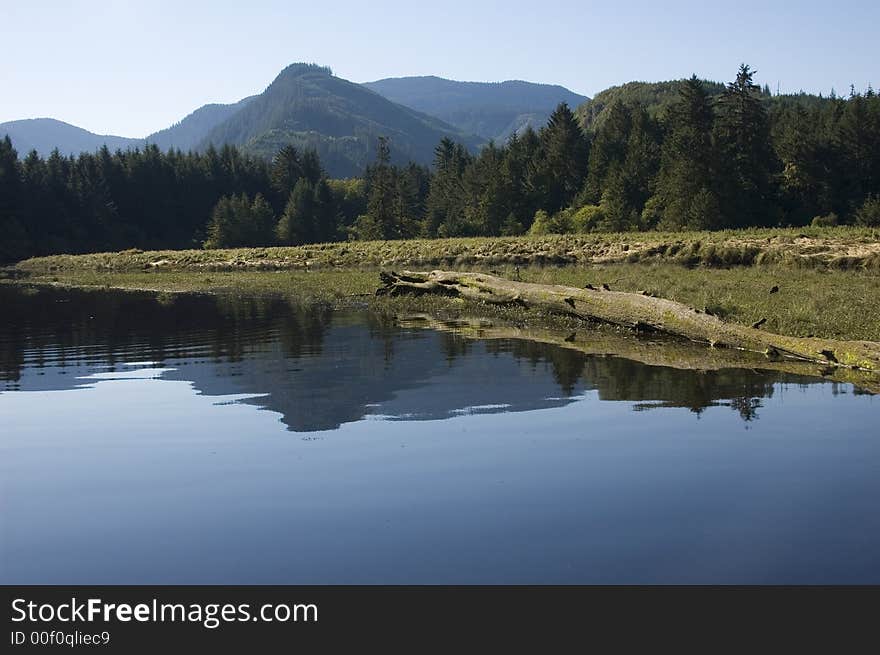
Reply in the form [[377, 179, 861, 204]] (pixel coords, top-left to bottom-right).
[[3, 0, 877, 137]]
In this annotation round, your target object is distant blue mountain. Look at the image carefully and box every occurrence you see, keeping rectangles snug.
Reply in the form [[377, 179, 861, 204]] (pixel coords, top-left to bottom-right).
[[364, 75, 589, 141]]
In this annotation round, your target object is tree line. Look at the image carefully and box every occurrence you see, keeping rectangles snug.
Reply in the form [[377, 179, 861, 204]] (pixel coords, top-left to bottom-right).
[[1, 65, 878, 263]]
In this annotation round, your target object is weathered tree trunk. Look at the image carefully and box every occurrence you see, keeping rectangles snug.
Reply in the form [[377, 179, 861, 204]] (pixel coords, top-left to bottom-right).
[[377, 270, 880, 373]]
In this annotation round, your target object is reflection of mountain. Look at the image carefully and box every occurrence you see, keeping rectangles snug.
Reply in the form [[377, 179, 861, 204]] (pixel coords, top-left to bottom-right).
[[0, 286, 839, 430]]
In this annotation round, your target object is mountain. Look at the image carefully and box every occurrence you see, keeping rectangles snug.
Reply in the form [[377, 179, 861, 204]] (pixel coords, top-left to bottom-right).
[[364, 76, 588, 141], [144, 96, 256, 151], [198, 63, 483, 177], [0, 99, 256, 157], [0, 118, 141, 157]]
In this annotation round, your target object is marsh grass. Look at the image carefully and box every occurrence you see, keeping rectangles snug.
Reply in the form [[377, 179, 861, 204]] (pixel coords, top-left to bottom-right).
[[12, 260, 880, 343], [14, 226, 880, 274]]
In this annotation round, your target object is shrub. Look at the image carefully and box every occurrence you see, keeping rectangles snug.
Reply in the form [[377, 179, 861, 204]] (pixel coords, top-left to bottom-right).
[[570, 205, 605, 233], [811, 213, 839, 227], [500, 213, 525, 236], [528, 210, 569, 235], [854, 195, 880, 227]]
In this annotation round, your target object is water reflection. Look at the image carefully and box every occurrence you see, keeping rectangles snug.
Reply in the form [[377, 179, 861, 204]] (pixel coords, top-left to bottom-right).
[[0, 285, 848, 430], [3, 284, 879, 584]]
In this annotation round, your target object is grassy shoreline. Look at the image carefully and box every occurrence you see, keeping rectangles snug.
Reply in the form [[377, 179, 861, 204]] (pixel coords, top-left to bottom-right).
[[13, 226, 880, 274], [7, 227, 880, 343]]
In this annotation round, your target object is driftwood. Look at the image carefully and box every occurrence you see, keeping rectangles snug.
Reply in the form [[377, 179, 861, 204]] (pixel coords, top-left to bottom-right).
[[377, 270, 880, 373]]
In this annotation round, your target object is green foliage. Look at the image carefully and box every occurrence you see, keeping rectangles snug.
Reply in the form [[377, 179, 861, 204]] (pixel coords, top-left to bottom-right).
[[855, 195, 880, 226], [276, 179, 316, 245], [536, 103, 590, 214], [527, 210, 559, 235], [811, 213, 839, 227], [204, 192, 275, 249], [575, 79, 728, 133], [713, 64, 778, 227], [499, 213, 525, 236], [569, 204, 604, 232], [649, 76, 722, 230]]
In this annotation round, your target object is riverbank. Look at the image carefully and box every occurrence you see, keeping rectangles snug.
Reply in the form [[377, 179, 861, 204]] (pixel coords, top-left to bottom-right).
[[9, 227, 880, 343]]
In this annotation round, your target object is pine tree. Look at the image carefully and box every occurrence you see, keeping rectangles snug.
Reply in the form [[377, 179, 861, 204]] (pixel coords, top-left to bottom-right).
[[538, 103, 589, 214], [367, 137, 396, 237], [0, 136, 29, 263], [311, 178, 336, 243], [714, 64, 778, 227], [649, 75, 722, 230], [270, 145, 302, 208], [276, 179, 316, 245], [425, 137, 471, 236]]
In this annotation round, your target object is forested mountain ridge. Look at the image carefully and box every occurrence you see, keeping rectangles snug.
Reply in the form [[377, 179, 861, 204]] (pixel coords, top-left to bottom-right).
[[198, 64, 483, 177], [145, 96, 257, 151], [574, 79, 834, 133], [0, 118, 142, 158], [365, 76, 588, 141]]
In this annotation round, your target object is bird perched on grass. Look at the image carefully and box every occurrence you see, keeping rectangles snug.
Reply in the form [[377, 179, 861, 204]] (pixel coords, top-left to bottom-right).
[[769, 285, 779, 294]]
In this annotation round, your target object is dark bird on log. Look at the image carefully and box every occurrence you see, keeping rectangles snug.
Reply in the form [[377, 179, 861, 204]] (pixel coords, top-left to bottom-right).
[[584, 283, 596, 290], [751, 318, 767, 329], [564, 297, 576, 309], [769, 285, 779, 294], [601, 283, 611, 291], [564, 332, 576, 342], [704, 306, 715, 316], [820, 349, 838, 363]]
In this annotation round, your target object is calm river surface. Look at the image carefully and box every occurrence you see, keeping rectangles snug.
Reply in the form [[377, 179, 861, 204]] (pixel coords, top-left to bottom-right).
[[1, 285, 878, 583]]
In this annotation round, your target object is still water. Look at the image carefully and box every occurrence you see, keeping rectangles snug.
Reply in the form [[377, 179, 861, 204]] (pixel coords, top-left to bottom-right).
[[1, 285, 878, 584]]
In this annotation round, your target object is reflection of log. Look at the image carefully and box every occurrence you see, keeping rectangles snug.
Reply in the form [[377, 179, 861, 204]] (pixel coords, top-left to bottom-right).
[[395, 314, 880, 394], [378, 270, 880, 373]]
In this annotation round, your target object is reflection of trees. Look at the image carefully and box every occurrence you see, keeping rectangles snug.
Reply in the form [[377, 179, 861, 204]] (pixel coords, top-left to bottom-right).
[[0, 286, 333, 379], [729, 396, 762, 421], [490, 340, 586, 396], [0, 285, 848, 427], [580, 357, 784, 420], [439, 332, 471, 365], [277, 303, 333, 360], [363, 311, 402, 367]]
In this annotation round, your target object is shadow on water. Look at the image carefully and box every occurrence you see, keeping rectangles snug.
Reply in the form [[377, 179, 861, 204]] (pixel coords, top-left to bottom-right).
[[0, 284, 858, 430]]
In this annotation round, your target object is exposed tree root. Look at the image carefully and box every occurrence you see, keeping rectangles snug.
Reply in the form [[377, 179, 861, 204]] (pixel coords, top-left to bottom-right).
[[378, 270, 880, 373]]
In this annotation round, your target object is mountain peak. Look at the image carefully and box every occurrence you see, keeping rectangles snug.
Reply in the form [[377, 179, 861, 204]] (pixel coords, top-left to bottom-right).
[[276, 63, 333, 81]]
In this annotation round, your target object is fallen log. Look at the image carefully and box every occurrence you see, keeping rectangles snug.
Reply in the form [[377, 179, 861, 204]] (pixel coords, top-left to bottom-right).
[[377, 270, 880, 373]]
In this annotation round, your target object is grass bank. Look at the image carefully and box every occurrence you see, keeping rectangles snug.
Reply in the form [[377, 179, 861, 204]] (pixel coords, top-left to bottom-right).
[[14, 226, 880, 274], [7, 264, 878, 343], [7, 227, 880, 343]]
